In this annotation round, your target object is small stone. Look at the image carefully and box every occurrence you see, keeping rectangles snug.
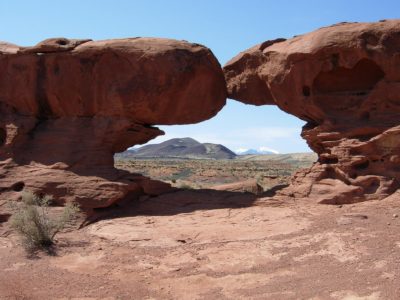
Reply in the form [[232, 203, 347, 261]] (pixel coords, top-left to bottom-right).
[[393, 214, 398, 218], [337, 217, 352, 225], [387, 222, 391, 225]]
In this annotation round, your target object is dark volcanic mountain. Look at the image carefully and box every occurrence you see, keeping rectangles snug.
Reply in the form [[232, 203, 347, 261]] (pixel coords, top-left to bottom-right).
[[116, 138, 237, 160]]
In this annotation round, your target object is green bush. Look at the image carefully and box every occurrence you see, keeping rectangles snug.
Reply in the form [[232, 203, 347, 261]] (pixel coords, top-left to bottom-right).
[[10, 191, 79, 252]]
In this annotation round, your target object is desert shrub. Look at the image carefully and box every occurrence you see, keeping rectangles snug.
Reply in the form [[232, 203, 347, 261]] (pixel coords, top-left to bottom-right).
[[178, 183, 193, 189], [172, 169, 192, 181], [10, 191, 79, 252]]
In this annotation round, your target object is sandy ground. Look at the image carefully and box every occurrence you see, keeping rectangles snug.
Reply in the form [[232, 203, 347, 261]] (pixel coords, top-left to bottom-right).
[[0, 189, 400, 299]]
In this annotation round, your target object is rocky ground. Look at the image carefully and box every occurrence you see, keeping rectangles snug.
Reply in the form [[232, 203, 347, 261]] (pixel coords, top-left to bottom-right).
[[115, 155, 316, 191], [1, 187, 399, 299]]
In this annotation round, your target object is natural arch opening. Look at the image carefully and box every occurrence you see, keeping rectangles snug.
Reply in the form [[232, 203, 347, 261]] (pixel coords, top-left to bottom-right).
[[115, 100, 316, 193]]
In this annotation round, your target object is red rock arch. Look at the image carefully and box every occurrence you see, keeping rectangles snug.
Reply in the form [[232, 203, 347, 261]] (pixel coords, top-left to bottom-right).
[[2, 20, 400, 208], [224, 20, 400, 204]]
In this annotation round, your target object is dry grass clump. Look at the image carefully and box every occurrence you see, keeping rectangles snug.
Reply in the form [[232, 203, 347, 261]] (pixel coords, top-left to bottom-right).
[[10, 191, 79, 252], [178, 183, 194, 189]]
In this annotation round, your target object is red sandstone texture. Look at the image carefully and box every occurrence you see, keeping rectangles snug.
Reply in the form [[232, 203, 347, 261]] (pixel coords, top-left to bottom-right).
[[224, 20, 400, 204], [0, 37, 226, 208]]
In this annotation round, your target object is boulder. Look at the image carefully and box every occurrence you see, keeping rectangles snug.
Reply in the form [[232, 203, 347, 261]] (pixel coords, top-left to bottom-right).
[[224, 20, 400, 204], [0, 37, 226, 208], [211, 179, 263, 195]]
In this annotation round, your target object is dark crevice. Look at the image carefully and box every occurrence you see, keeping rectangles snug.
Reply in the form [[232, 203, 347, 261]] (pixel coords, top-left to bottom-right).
[[0, 128, 6, 146], [319, 156, 339, 164], [349, 148, 362, 156], [303, 121, 319, 130], [0, 213, 11, 223], [302, 86, 311, 97], [36, 55, 53, 118], [351, 135, 373, 142], [56, 39, 68, 45], [11, 181, 25, 192], [353, 160, 370, 170], [27, 117, 48, 139], [143, 124, 159, 129], [331, 53, 340, 68], [350, 172, 358, 179]]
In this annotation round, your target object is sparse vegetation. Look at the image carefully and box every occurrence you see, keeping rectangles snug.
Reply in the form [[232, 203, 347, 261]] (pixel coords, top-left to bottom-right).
[[115, 157, 315, 191], [10, 191, 79, 252], [178, 183, 194, 189]]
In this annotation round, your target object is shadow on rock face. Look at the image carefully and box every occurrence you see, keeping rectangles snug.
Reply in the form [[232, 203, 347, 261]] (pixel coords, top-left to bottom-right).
[[0, 213, 11, 224], [81, 183, 292, 226], [84, 188, 259, 225]]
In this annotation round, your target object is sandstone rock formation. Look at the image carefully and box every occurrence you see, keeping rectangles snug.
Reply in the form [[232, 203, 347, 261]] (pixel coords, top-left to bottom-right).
[[0, 37, 226, 208], [224, 20, 400, 204]]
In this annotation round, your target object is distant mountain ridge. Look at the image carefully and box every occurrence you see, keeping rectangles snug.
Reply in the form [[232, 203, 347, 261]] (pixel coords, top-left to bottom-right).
[[115, 138, 316, 163], [235, 148, 278, 155], [116, 138, 237, 160], [236, 152, 317, 168]]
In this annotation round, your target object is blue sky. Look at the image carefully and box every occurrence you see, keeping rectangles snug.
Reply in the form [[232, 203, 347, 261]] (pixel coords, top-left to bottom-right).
[[1, 1, 399, 153]]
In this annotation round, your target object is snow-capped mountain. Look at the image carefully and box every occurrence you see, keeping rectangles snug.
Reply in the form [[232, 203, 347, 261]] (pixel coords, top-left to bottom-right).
[[235, 147, 279, 155]]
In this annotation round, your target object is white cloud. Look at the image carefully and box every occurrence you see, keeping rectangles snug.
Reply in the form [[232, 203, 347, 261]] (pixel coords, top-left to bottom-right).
[[235, 148, 249, 154]]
